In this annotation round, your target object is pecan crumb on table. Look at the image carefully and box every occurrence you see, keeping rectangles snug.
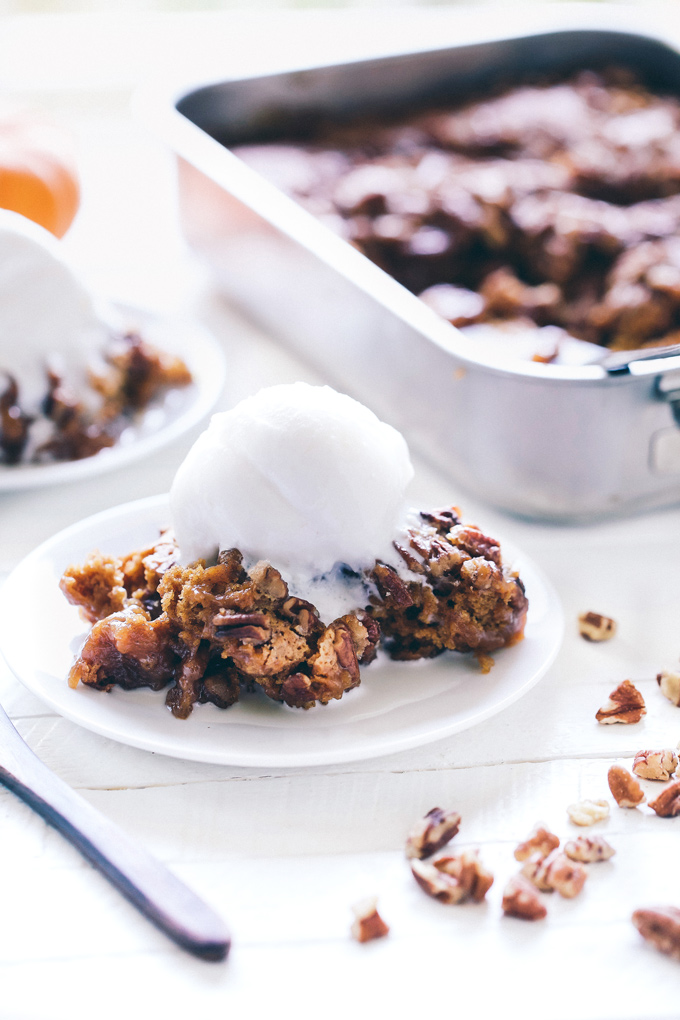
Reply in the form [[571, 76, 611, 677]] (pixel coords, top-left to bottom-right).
[[595, 679, 646, 724]]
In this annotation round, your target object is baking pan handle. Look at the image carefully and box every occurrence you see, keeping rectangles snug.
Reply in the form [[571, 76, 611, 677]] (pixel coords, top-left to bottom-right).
[[603, 344, 680, 376]]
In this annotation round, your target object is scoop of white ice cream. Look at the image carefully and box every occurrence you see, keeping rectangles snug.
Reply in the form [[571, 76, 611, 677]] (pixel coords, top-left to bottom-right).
[[171, 383, 414, 589], [0, 209, 109, 411]]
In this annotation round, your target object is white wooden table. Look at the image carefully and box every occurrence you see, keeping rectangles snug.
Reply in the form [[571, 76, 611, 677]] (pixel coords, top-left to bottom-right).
[[2, 8, 680, 1019]]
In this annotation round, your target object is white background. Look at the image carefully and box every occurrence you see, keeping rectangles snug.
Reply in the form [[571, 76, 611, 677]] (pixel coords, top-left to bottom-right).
[[1, 6, 680, 1019]]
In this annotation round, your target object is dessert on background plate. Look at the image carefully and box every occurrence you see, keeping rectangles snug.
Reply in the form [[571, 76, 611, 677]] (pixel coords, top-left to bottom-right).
[[60, 383, 528, 718], [0, 209, 192, 467]]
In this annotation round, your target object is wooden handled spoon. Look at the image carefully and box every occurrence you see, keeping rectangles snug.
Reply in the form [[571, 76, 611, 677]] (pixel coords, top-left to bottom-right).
[[0, 704, 230, 961]]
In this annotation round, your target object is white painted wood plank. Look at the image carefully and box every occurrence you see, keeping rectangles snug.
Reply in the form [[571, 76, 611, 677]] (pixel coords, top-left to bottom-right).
[[1, 755, 674, 867], [1, 833, 678, 1020], [1, 11, 680, 1020]]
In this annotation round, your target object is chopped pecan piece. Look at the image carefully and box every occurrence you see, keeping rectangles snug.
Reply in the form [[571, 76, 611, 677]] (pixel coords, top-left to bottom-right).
[[213, 611, 271, 644], [649, 779, 680, 817], [567, 799, 610, 826], [514, 824, 560, 862], [405, 807, 461, 860], [411, 849, 493, 904], [502, 874, 547, 921], [350, 897, 390, 943], [249, 561, 288, 600], [564, 835, 616, 862], [608, 764, 646, 808], [372, 562, 414, 607], [521, 849, 587, 898], [657, 669, 680, 706], [277, 616, 363, 708], [596, 679, 646, 724], [433, 850, 494, 902], [281, 597, 322, 639], [633, 749, 678, 781], [578, 611, 617, 642], [632, 906, 680, 960]]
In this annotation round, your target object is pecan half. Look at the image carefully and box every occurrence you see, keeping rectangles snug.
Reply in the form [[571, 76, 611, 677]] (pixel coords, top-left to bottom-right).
[[372, 563, 414, 607], [212, 610, 271, 644], [578, 611, 617, 642], [633, 749, 678, 781], [567, 799, 610, 826], [649, 779, 680, 817], [608, 764, 645, 808], [411, 850, 493, 904], [514, 824, 560, 862], [522, 849, 587, 898], [632, 906, 680, 960], [564, 835, 616, 862], [596, 680, 646, 724], [502, 874, 547, 921], [657, 669, 680, 707], [405, 807, 461, 860], [350, 897, 390, 943]]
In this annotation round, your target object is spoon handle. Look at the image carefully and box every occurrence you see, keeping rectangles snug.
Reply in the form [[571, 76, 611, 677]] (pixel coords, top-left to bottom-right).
[[0, 705, 230, 961]]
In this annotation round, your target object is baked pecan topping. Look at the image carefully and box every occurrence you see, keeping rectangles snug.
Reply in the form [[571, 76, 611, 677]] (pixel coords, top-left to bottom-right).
[[250, 561, 288, 600], [213, 611, 271, 645], [371, 563, 414, 607]]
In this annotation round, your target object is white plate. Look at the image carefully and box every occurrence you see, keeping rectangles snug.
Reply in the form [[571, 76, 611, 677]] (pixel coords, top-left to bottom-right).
[[0, 495, 563, 767], [0, 306, 226, 491]]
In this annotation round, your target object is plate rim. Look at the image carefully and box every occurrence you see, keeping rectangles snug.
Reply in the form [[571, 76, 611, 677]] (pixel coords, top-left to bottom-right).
[[0, 493, 564, 767]]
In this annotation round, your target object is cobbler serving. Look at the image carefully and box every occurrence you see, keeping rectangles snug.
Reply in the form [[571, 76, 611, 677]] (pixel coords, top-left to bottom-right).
[[59, 384, 528, 718]]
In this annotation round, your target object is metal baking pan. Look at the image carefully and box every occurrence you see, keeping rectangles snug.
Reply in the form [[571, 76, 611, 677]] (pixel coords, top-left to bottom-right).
[[141, 20, 680, 522]]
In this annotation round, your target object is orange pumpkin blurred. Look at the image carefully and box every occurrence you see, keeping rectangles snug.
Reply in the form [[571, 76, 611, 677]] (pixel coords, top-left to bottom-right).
[[0, 117, 80, 238]]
